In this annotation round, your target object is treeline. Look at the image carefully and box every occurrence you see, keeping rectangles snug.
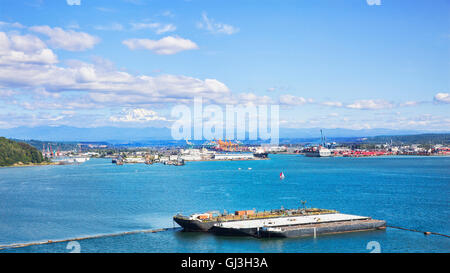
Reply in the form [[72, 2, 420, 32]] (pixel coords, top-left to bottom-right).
[[362, 133, 450, 145], [0, 137, 45, 166], [12, 139, 79, 151]]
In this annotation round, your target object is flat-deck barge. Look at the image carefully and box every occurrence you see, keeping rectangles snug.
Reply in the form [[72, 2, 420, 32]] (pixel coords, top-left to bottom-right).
[[173, 208, 337, 232], [174, 208, 386, 239]]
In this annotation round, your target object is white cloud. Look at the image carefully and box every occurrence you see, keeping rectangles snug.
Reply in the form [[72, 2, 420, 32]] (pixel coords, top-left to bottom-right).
[[161, 11, 174, 18], [434, 93, 450, 104], [321, 101, 343, 107], [29, 26, 100, 51], [0, 21, 25, 29], [124, 0, 144, 5], [67, 22, 80, 29], [123, 36, 198, 55], [279, 94, 313, 105], [346, 99, 393, 110], [0, 31, 230, 108], [66, 0, 81, 6], [94, 23, 124, 31], [110, 108, 167, 122], [366, 0, 381, 6], [96, 7, 115, 13], [400, 101, 420, 107], [18, 97, 97, 111], [9, 33, 47, 52], [0, 32, 58, 65], [155, 24, 176, 34], [197, 12, 239, 35], [87, 75, 231, 106], [131, 22, 176, 34], [0, 88, 17, 97], [236, 93, 273, 105]]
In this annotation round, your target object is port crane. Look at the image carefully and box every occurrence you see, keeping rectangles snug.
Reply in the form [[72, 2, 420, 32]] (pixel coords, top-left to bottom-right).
[[212, 138, 239, 151]]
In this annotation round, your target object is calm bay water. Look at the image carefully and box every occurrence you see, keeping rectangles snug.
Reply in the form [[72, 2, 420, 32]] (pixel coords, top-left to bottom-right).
[[0, 155, 449, 253]]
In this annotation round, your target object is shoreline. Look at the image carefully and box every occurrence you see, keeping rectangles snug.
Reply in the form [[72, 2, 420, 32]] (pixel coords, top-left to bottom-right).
[[0, 162, 60, 168]]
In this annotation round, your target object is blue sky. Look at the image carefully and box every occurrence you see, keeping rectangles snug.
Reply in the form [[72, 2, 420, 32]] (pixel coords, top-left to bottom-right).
[[0, 0, 448, 131]]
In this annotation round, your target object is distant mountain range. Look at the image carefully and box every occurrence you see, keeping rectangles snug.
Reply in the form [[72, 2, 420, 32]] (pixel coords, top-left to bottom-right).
[[0, 126, 171, 143], [0, 126, 447, 143]]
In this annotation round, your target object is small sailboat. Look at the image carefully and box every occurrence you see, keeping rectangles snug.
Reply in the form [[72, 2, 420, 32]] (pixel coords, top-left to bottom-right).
[[280, 172, 285, 179]]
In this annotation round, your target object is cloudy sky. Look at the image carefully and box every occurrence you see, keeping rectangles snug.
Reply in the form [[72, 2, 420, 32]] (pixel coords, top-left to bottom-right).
[[0, 0, 448, 131]]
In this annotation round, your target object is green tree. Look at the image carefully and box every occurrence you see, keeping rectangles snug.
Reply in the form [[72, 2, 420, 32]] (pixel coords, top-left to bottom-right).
[[0, 137, 45, 166]]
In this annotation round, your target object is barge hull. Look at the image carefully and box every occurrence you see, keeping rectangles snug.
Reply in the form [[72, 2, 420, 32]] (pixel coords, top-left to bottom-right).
[[260, 219, 386, 238], [209, 226, 257, 237], [173, 216, 215, 232]]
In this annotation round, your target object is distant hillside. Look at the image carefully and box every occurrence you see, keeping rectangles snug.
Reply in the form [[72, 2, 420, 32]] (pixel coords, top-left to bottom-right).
[[0, 126, 446, 142], [362, 134, 450, 145], [0, 137, 45, 166], [12, 139, 79, 151], [0, 126, 172, 142]]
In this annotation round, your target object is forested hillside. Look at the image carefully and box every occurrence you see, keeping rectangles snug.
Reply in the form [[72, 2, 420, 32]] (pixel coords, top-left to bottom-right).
[[0, 137, 45, 166]]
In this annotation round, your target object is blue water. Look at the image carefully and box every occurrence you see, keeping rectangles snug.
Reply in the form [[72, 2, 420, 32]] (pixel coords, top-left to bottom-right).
[[0, 155, 449, 253]]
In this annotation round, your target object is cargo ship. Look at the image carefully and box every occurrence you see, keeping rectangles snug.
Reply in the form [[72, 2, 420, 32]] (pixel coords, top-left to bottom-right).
[[253, 147, 269, 159], [173, 207, 338, 232], [304, 146, 332, 157], [304, 129, 332, 157]]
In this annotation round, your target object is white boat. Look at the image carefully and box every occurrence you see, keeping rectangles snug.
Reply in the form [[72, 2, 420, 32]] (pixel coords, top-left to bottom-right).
[[304, 147, 332, 157], [123, 157, 146, 163], [72, 157, 89, 163], [280, 172, 285, 179], [52, 156, 89, 164]]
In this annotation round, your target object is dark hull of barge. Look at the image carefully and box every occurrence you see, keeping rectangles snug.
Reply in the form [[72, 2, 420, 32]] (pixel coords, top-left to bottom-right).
[[173, 216, 216, 231], [259, 219, 386, 238], [209, 226, 258, 237]]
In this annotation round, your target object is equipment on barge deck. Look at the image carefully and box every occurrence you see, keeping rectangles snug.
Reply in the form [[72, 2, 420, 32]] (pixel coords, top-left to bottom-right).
[[173, 207, 337, 232]]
